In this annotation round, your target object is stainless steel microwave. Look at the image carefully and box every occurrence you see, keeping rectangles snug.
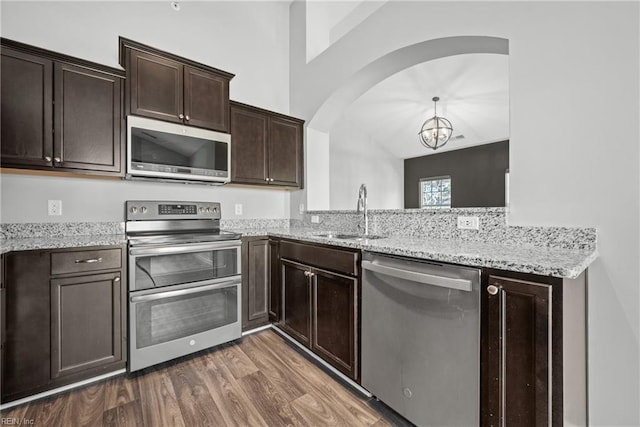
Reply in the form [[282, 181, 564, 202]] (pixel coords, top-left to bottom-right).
[[126, 116, 231, 184]]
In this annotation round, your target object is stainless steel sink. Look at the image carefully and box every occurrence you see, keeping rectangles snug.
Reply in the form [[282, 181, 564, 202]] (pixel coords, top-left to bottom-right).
[[314, 233, 385, 240]]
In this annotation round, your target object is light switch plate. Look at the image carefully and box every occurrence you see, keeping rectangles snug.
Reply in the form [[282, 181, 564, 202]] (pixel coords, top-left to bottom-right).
[[48, 200, 62, 216], [311, 215, 320, 224], [299, 203, 305, 214], [234, 204, 243, 215]]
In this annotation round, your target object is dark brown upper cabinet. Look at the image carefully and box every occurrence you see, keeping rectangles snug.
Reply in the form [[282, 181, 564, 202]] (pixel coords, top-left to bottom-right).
[[1, 39, 124, 177], [230, 101, 304, 188], [120, 38, 233, 133]]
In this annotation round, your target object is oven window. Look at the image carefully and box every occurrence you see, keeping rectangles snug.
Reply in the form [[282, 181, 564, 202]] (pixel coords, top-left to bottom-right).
[[134, 248, 238, 290], [135, 286, 238, 349], [131, 127, 228, 171]]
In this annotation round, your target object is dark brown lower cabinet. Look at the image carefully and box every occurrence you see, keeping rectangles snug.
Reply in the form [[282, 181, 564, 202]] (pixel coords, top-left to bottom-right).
[[241, 237, 270, 331], [278, 239, 360, 381], [268, 238, 281, 322], [312, 269, 357, 379], [2, 250, 51, 401], [481, 269, 587, 427], [281, 260, 312, 346], [1, 246, 126, 403], [51, 272, 123, 379]]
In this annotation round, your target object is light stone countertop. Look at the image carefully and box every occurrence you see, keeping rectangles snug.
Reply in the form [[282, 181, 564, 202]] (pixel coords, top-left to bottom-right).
[[232, 227, 598, 279], [0, 227, 597, 279], [0, 234, 127, 254]]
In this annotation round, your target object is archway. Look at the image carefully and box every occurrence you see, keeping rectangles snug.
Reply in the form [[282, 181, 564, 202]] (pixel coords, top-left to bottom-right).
[[304, 35, 509, 210]]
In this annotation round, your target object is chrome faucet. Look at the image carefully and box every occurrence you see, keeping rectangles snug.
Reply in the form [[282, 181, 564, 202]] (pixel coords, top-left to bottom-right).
[[356, 184, 369, 236]]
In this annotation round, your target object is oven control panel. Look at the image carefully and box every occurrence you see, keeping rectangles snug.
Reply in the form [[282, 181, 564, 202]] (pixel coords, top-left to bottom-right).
[[126, 201, 221, 221], [159, 204, 197, 215]]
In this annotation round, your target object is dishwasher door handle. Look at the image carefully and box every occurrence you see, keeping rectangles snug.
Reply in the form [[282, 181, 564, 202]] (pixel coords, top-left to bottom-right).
[[362, 260, 472, 292]]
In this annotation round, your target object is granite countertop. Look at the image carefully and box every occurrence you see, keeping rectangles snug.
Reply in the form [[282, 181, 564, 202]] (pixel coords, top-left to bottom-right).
[[0, 227, 597, 279], [231, 227, 597, 279], [0, 234, 127, 254]]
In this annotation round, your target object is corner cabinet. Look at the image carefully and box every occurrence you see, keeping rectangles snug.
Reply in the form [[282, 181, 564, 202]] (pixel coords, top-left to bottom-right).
[[241, 237, 270, 331], [277, 240, 359, 380], [268, 238, 281, 322], [230, 101, 304, 188], [120, 38, 233, 133], [1, 39, 124, 176], [1, 246, 127, 403], [481, 269, 587, 427]]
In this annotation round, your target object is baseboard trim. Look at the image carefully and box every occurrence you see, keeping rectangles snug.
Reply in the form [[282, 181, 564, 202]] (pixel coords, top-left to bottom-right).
[[0, 369, 126, 410], [271, 325, 372, 398]]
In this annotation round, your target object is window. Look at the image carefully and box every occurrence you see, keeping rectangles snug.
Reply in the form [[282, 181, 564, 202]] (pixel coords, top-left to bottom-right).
[[420, 176, 451, 208]]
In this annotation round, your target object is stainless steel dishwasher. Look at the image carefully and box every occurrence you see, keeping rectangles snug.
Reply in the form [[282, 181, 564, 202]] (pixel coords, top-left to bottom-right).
[[361, 252, 481, 427]]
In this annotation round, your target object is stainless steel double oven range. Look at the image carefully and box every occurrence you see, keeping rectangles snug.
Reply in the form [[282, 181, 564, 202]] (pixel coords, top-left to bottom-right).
[[126, 201, 242, 372]]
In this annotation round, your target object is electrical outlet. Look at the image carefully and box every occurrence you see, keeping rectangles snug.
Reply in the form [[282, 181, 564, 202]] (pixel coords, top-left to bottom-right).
[[457, 216, 479, 230], [234, 204, 243, 215], [299, 203, 305, 214], [48, 200, 62, 216], [311, 215, 320, 224]]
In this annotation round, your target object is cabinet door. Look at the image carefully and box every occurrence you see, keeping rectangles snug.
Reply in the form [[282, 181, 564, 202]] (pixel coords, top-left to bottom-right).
[[2, 251, 51, 401], [268, 239, 281, 322], [128, 49, 183, 124], [54, 63, 123, 174], [242, 238, 269, 331], [230, 103, 269, 184], [482, 275, 551, 427], [312, 270, 357, 379], [184, 66, 229, 132], [1, 47, 53, 168], [268, 116, 303, 187], [281, 260, 311, 346], [50, 272, 123, 379]]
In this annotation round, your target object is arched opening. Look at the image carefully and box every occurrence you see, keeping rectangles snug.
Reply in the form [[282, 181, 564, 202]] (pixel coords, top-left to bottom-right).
[[304, 36, 509, 210]]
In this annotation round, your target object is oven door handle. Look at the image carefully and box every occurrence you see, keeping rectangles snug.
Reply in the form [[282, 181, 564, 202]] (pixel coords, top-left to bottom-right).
[[130, 279, 239, 303], [129, 241, 240, 256]]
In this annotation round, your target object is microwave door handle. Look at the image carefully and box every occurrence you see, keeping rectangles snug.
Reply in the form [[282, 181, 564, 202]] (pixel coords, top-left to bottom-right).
[[129, 241, 239, 256], [130, 279, 239, 303]]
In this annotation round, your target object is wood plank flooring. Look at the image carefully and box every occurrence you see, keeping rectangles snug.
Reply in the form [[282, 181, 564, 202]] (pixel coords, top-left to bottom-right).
[[0, 330, 397, 426]]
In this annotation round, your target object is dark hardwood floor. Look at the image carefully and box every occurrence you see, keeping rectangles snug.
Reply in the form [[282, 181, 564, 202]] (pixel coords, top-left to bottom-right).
[[1, 330, 395, 426]]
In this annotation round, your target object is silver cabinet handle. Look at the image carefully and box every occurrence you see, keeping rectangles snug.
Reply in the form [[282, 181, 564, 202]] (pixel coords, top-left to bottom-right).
[[44, 156, 52, 162], [114, 277, 120, 282], [74, 257, 102, 264], [304, 270, 314, 277], [487, 285, 499, 295], [185, 115, 190, 121], [270, 178, 275, 182], [54, 157, 61, 163], [179, 113, 185, 119]]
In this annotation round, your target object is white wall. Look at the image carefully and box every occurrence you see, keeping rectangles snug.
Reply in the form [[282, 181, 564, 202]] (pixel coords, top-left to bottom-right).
[[290, 1, 640, 425], [330, 119, 403, 210], [0, 174, 289, 222], [0, 1, 292, 222]]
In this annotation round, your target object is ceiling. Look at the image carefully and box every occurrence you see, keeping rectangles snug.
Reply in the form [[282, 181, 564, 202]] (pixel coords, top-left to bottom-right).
[[337, 53, 510, 159]]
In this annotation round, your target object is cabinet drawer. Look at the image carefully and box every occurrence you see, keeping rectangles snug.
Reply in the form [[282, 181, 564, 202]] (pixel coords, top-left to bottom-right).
[[280, 240, 359, 276], [51, 248, 122, 275]]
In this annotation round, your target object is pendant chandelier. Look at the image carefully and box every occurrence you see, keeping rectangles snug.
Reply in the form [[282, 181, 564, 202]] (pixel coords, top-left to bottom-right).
[[418, 96, 453, 150]]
